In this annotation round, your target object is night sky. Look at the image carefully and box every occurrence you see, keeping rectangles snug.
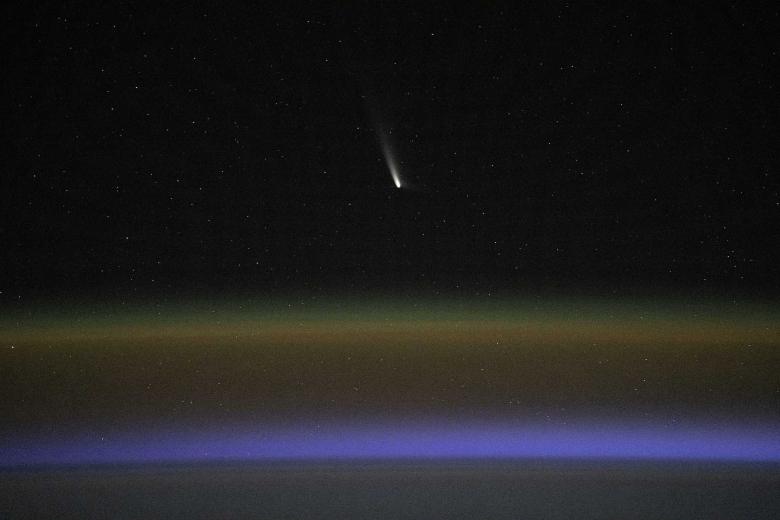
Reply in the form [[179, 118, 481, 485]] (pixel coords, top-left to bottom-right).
[[2, 0, 780, 498], [3, 2, 779, 303]]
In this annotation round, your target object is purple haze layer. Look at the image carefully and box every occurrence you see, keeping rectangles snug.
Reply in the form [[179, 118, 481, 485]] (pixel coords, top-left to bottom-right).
[[2, 420, 779, 467]]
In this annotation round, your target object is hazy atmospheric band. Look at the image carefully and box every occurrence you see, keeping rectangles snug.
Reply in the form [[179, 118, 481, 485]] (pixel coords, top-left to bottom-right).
[[3, 421, 779, 467]]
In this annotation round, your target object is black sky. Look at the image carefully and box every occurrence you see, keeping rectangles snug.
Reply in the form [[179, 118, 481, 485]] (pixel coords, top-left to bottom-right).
[[2, 2, 779, 304]]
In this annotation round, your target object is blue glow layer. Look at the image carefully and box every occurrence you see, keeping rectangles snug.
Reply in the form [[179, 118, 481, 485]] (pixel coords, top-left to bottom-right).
[[2, 421, 779, 467]]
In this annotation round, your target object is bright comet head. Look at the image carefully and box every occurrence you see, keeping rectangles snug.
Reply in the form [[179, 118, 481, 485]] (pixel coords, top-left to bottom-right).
[[379, 132, 402, 189], [392, 169, 402, 189]]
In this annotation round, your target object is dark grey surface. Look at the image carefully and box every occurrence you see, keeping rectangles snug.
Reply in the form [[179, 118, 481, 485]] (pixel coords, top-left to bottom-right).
[[2, 460, 779, 519]]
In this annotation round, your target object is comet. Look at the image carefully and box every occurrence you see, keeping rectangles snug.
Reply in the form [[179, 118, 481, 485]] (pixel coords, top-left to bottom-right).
[[380, 132, 402, 189], [390, 165, 402, 189]]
